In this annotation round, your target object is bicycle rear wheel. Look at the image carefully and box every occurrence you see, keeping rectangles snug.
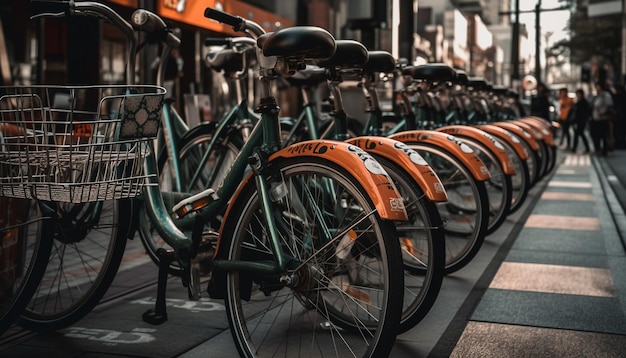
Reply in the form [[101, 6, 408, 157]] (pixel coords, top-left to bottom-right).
[[459, 138, 512, 235], [219, 157, 403, 357], [17, 199, 130, 332], [409, 144, 489, 274], [0, 200, 53, 336], [373, 156, 445, 334]]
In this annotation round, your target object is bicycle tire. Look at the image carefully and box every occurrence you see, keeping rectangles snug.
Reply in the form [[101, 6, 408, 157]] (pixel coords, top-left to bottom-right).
[[498, 139, 530, 214], [373, 156, 445, 334], [407, 143, 489, 274], [17, 199, 130, 332], [139, 125, 242, 276], [219, 156, 403, 357], [456, 137, 512, 235], [0, 200, 54, 336]]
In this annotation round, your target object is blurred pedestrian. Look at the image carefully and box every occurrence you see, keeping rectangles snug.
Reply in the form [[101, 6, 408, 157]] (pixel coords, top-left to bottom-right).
[[612, 84, 626, 148], [557, 87, 574, 149], [530, 82, 552, 123], [590, 81, 614, 156], [570, 89, 590, 154]]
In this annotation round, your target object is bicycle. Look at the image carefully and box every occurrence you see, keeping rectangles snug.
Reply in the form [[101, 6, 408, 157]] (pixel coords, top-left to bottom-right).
[[138, 35, 259, 276], [279, 40, 447, 333], [15, 3, 410, 356], [14, 1, 159, 332]]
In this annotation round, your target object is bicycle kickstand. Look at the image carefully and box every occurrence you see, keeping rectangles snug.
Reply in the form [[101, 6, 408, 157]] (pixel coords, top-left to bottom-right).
[[142, 248, 174, 325], [142, 215, 204, 325]]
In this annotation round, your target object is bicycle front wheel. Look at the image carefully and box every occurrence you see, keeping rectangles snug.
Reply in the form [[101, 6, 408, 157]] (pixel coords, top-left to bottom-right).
[[0, 200, 53, 336], [139, 127, 242, 275], [220, 157, 404, 357], [18, 199, 130, 332]]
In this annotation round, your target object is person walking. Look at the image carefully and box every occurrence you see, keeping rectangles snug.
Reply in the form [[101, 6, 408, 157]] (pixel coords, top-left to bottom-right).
[[530, 82, 552, 122], [558, 87, 574, 149], [590, 81, 614, 156], [611, 84, 626, 148], [570, 89, 591, 154]]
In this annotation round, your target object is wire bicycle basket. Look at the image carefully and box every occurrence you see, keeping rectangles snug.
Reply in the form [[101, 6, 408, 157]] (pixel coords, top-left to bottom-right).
[[0, 85, 165, 203]]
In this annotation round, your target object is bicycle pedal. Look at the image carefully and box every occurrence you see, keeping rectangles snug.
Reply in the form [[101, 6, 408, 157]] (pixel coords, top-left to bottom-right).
[[172, 188, 218, 218]]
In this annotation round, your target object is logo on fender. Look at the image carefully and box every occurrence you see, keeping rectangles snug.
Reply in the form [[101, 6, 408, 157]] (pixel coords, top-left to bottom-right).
[[389, 197, 405, 211]]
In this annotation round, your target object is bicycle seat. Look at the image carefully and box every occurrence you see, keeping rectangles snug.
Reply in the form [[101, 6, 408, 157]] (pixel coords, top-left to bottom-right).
[[362, 51, 395, 74], [315, 40, 368, 69], [455, 70, 469, 86], [286, 65, 327, 87], [402, 63, 457, 83], [468, 77, 488, 91], [258, 26, 336, 60], [491, 85, 508, 95], [205, 49, 243, 74]]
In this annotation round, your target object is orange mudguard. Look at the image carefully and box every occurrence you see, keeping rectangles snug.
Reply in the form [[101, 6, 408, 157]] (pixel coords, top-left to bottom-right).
[[346, 136, 448, 202], [491, 122, 540, 151], [475, 124, 529, 161], [512, 121, 545, 142], [270, 140, 409, 221], [517, 117, 556, 147], [388, 130, 490, 181], [436, 125, 516, 175]]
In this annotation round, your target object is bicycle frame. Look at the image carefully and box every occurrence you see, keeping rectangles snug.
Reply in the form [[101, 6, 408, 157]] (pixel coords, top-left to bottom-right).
[[139, 11, 408, 275]]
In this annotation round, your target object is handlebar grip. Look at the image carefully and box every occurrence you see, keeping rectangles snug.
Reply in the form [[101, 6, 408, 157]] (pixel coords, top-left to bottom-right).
[[204, 7, 243, 30], [204, 37, 232, 47], [131, 9, 166, 33], [132, 9, 180, 47], [30, 0, 71, 16]]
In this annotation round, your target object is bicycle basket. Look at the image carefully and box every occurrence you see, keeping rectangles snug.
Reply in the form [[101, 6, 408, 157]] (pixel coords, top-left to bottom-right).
[[0, 85, 166, 203]]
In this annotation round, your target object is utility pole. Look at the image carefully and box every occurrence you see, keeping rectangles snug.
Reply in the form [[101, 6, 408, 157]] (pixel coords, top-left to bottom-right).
[[535, 0, 542, 83], [511, 0, 520, 84], [501, 1, 568, 86]]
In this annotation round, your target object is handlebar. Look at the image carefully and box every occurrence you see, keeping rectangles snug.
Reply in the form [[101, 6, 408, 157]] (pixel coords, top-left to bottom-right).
[[204, 7, 265, 38], [204, 8, 244, 30]]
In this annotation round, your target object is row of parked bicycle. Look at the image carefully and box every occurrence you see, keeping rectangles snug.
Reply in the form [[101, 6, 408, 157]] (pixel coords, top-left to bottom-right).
[[0, 2, 556, 357]]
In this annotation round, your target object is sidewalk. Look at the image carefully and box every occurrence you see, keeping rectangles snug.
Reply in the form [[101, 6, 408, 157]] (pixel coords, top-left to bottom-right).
[[432, 149, 626, 357]]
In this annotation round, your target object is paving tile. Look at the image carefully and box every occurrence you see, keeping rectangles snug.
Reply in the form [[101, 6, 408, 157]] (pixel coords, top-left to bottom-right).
[[531, 200, 597, 217], [489, 262, 615, 297], [548, 181, 592, 188], [512, 228, 607, 255], [451, 322, 626, 358], [471, 289, 626, 334], [540, 192, 594, 201], [524, 214, 599, 230]]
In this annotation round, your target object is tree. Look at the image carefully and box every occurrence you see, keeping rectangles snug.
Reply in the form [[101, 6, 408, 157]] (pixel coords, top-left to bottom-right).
[[548, 0, 622, 83]]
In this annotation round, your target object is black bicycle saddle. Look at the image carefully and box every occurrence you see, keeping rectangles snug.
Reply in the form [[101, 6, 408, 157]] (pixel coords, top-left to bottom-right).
[[258, 26, 336, 60], [362, 51, 396, 74], [402, 63, 457, 83], [315, 39, 368, 69]]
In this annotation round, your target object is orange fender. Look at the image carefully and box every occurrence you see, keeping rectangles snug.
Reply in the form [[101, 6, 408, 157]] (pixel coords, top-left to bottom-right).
[[436, 125, 516, 175], [388, 130, 490, 181], [491, 122, 540, 151], [346, 136, 448, 202], [512, 121, 545, 141], [517, 117, 556, 147], [475, 124, 529, 160], [271, 140, 409, 221]]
